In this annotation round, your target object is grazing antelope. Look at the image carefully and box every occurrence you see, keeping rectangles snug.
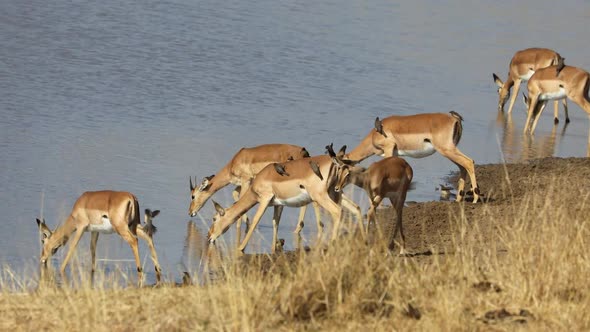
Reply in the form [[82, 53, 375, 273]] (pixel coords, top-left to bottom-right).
[[493, 47, 569, 123], [522, 65, 590, 138], [207, 155, 362, 253], [188, 144, 322, 242], [346, 112, 480, 203], [35, 191, 162, 285], [332, 156, 413, 253]]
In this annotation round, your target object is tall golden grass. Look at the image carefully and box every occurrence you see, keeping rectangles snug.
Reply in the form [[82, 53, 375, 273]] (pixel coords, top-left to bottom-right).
[[1, 175, 589, 331]]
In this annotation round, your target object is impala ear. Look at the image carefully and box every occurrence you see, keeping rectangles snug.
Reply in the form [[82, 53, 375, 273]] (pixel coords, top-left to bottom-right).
[[145, 209, 160, 218], [337, 145, 347, 158], [198, 177, 213, 192], [212, 200, 225, 216], [300, 147, 310, 158], [36, 218, 52, 239], [325, 143, 336, 157], [493, 73, 503, 88]]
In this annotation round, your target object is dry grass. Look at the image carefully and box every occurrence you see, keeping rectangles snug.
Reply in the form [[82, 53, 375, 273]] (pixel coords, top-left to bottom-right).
[[1, 176, 590, 331]]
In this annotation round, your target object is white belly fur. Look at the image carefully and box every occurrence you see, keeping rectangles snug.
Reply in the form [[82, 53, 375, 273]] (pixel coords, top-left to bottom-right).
[[87, 216, 116, 234], [396, 141, 436, 158], [539, 88, 566, 101], [272, 191, 312, 207]]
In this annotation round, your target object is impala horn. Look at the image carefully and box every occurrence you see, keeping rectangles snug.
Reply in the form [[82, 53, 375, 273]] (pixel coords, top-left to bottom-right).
[[189, 176, 196, 191]]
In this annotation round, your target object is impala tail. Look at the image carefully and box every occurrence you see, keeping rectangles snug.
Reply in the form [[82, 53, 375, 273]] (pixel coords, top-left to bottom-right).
[[128, 198, 140, 235], [449, 111, 464, 146]]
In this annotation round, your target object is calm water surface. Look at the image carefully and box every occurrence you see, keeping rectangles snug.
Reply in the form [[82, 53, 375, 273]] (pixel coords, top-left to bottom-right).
[[2, 0, 590, 283]]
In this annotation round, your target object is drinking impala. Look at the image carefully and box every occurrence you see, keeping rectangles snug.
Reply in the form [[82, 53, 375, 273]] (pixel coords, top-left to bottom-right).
[[188, 144, 322, 243], [522, 65, 590, 139], [493, 47, 569, 123], [207, 154, 362, 253], [36, 191, 162, 285]]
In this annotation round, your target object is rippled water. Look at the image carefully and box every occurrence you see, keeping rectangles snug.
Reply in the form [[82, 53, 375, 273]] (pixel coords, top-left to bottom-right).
[[2, 0, 590, 283]]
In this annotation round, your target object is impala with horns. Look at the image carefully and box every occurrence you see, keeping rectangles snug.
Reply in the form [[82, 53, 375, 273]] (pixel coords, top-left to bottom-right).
[[522, 65, 590, 140], [345, 112, 480, 203], [188, 144, 323, 242], [207, 154, 362, 253], [332, 156, 413, 254], [493, 47, 569, 123], [35, 191, 163, 285]]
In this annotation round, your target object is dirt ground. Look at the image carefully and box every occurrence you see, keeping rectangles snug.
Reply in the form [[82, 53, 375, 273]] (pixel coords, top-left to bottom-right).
[[244, 157, 590, 269], [396, 156, 590, 256]]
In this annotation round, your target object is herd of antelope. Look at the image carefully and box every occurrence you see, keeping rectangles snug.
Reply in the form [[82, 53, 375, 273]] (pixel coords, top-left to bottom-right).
[[35, 47, 590, 285]]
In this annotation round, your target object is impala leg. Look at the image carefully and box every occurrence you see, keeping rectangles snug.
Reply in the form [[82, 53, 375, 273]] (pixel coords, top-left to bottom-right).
[[367, 195, 383, 235], [293, 204, 307, 234], [453, 163, 467, 202], [296, 201, 324, 238], [137, 228, 162, 283], [60, 227, 86, 276], [379, 141, 397, 158], [530, 100, 548, 135], [553, 100, 560, 124], [506, 78, 521, 114], [235, 182, 251, 247], [562, 99, 570, 124], [568, 82, 590, 154], [340, 194, 364, 239], [438, 147, 479, 203], [238, 197, 272, 253], [119, 229, 143, 286], [90, 232, 99, 281], [312, 202, 323, 239], [271, 206, 284, 254], [524, 95, 540, 134], [311, 191, 343, 242], [388, 195, 406, 255]]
